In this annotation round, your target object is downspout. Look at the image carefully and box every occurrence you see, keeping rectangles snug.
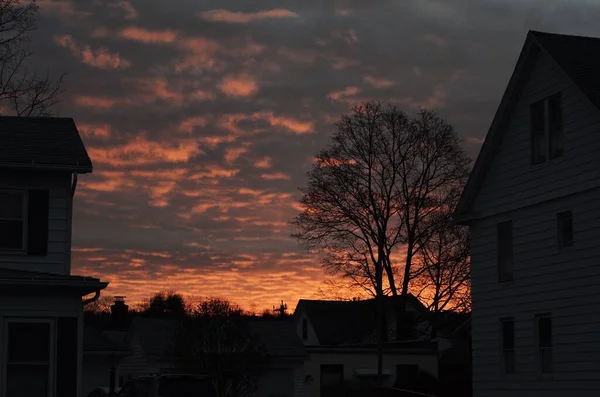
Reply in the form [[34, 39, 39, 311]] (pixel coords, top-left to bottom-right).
[[71, 172, 78, 197], [82, 289, 101, 305]]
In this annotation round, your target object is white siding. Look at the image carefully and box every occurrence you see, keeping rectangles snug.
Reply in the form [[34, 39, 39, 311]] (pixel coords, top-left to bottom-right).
[[470, 181, 600, 396], [0, 170, 72, 274], [117, 336, 154, 380], [471, 50, 600, 218]]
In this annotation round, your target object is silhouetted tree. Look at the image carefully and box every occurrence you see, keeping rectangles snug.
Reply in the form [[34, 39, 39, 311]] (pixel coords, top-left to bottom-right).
[[0, 0, 64, 116], [175, 297, 269, 397], [83, 295, 114, 314], [412, 196, 471, 338], [292, 101, 472, 382], [140, 291, 189, 318]]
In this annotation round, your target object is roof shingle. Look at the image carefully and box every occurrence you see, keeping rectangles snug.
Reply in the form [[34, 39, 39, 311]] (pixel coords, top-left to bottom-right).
[[0, 116, 92, 172]]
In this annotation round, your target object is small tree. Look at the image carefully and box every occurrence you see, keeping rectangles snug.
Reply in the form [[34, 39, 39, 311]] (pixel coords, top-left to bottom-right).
[[175, 298, 269, 397], [0, 0, 64, 116]]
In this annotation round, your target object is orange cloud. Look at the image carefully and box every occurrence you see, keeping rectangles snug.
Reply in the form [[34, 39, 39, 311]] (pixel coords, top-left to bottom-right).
[[218, 73, 259, 97], [37, 0, 90, 19], [328, 86, 361, 101], [87, 136, 203, 166], [225, 145, 250, 164], [198, 8, 298, 23], [175, 37, 223, 73], [254, 157, 272, 169], [363, 75, 395, 88], [188, 166, 240, 180], [108, 1, 137, 20], [119, 26, 179, 44], [74, 96, 133, 109], [277, 48, 318, 64], [326, 55, 360, 70], [254, 111, 314, 134], [260, 172, 290, 180], [77, 123, 112, 140], [178, 116, 210, 134], [54, 35, 130, 69]]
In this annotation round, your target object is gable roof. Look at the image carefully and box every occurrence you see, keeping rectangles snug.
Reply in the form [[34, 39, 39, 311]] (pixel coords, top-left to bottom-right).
[[247, 320, 308, 359], [0, 116, 93, 173], [295, 294, 428, 345], [453, 30, 600, 223], [128, 317, 180, 359], [84, 326, 130, 354]]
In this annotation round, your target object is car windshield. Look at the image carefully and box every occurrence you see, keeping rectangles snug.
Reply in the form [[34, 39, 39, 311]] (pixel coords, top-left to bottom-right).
[[158, 376, 217, 397]]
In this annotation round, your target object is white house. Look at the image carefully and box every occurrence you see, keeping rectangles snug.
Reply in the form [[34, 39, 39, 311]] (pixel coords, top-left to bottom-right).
[[0, 116, 109, 397], [293, 297, 439, 397], [453, 30, 600, 396]]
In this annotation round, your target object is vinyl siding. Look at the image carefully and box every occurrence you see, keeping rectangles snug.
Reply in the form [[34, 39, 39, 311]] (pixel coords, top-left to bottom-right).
[[470, 182, 600, 396], [471, 50, 600, 218], [0, 170, 72, 274]]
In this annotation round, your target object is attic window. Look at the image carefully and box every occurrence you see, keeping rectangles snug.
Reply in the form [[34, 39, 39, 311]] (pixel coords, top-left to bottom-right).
[[530, 92, 563, 165], [302, 318, 308, 340]]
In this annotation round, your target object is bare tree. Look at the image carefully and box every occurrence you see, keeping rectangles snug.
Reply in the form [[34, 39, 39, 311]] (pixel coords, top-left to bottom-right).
[[175, 298, 269, 397], [83, 295, 114, 314], [0, 0, 64, 116], [292, 101, 412, 384], [411, 195, 471, 338]]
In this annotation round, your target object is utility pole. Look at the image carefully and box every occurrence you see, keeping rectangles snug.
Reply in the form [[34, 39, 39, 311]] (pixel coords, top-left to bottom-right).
[[272, 300, 288, 317]]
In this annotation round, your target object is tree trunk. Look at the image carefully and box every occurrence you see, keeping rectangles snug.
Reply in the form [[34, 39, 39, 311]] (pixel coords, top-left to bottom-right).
[[376, 243, 385, 386]]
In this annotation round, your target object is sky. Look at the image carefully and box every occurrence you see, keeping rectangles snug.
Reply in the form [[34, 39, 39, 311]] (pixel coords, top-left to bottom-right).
[[31, 0, 600, 312]]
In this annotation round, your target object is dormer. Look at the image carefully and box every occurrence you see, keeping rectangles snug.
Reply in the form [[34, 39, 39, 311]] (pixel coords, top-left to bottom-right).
[[0, 116, 92, 275]]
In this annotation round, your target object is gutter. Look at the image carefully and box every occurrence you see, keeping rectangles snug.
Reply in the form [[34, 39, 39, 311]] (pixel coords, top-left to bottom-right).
[[82, 289, 103, 305], [71, 173, 78, 197]]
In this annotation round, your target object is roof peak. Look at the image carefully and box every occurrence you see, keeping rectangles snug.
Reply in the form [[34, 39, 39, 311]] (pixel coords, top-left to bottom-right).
[[529, 30, 600, 40]]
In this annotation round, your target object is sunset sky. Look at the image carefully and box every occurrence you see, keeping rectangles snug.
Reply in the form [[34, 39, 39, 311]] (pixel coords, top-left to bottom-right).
[[32, 0, 600, 312]]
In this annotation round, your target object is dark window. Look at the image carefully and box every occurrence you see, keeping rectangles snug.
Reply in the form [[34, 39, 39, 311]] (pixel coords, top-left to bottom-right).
[[396, 364, 419, 386], [548, 93, 563, 158], [27, 189, 50, 256], [530, 93, 563, 165], [536, 314, 552, 374], [56, 317, 78, 397], [557, 211, 573, 249], [158, 376, 217, 397], [0, 190, 26, 250], [531, 100, 546, 164], [501, 318, 515, 374], [497, 221, 513, 282], [6, 322, 51, 397], [302, 318, 308, 340], [320, 364, 344, 393]]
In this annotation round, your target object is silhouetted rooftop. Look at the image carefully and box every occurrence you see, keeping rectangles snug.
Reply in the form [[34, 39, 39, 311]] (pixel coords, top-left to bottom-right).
[[84, 326, 130, 354], [247, 320, 308, 358], [0, 116, 93, 173]]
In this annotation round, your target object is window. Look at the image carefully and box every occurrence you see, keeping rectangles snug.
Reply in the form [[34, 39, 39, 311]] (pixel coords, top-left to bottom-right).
[[530, 93, 563, 165], [320, 364, 344, 395], [5, 321, 53, 397], [301, 318, 308, 340], [557, 211, 573, 249], [536, 314, 553, 374], [395, 364, 419, 387], [501, 318, 515, 374], [497, 221, 513, 282], [0, 190, 26, 250]]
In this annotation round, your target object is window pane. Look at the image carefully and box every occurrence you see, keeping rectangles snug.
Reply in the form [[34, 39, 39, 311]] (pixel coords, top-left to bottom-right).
[[541, 348, 553, 373], [531, 101, 546, 163], [0, 220, 23, 250], [6, 364, 49, 397], [549, 94, 563, 158], [320, 365, 343, 387], [502, 320, 514, 349], [538, 317, 552, 347], [0, 191, 23, 219], [504, 350, 515, 374], [8, 323, 50, 362]]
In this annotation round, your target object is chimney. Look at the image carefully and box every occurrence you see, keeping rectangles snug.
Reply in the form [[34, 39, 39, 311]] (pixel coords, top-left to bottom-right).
[[110, 296, 129, 329]]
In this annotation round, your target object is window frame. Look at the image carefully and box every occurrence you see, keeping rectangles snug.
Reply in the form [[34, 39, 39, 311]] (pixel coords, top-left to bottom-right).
[[535, 313, 553, 375], [556, 211, 573, 250], [2, 318, 56, 397], [497, 221, 514, 282], [530, 92, 564, 165], [0, 189, 28, 253], [301, 318, 308, 340], [500, 317, 516, 375]]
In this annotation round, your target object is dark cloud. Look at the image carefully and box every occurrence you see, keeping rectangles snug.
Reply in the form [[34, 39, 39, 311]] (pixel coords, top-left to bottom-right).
[[30, 0, 600, 309]]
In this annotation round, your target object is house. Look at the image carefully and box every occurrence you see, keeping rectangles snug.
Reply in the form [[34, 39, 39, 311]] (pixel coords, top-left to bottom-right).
[[453, 30, 600, 396], [0, 116, 109, 397], [293, 297, 439, 397], [118, 316, 308, 397]]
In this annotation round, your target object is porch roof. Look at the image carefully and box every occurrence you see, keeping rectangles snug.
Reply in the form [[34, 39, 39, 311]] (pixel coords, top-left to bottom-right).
[[0, 268, 108, 296]]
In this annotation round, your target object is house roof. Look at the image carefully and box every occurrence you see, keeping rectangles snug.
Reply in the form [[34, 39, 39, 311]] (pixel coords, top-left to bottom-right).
[[434, 311, 471, 338], [247, 320, 308, 359], [0, 116, 93, 173], [295, 294, 427, 345], [0, 268, 108, 296], [128, 317, 180, 359], [453, 30, 600, 223], [84, 326, 130, 354]]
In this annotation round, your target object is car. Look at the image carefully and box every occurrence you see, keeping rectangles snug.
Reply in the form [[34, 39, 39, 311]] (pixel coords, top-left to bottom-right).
[[117, 373, 217, 397], [86, 386, 122, 397]]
